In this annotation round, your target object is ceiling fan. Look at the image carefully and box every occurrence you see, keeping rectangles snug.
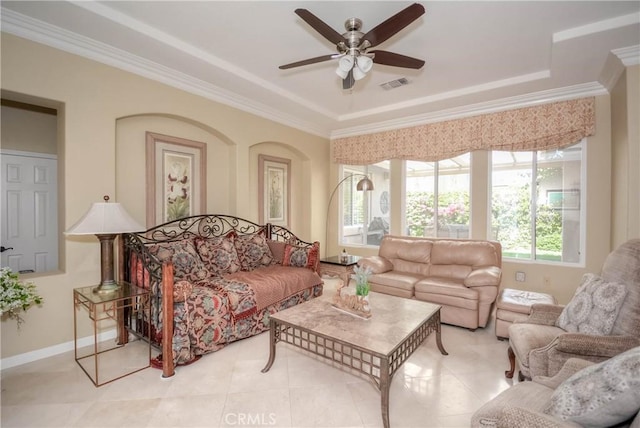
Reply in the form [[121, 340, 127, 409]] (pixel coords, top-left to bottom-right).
[[279, 3, 426, 90]]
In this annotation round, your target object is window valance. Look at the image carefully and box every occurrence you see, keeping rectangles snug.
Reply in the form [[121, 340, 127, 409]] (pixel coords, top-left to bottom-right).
[[332, 97, 596, 165]]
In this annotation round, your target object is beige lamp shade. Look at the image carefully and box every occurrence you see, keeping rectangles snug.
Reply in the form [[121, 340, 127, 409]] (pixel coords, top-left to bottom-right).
[[66, 198, 144, 235]]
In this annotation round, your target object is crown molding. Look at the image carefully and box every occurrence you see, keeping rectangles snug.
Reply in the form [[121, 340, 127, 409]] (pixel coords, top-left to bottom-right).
[[553, 12, 639, 43], [338, 70, 550, 122], [613, 44, 640, 66], [599, 45, 640, 91], [0, 7, 331, 138], [71, 1, 337, 121], [330, 82, 608, 139]]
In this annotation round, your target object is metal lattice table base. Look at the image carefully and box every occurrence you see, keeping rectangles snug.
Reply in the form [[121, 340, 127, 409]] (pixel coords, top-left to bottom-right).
[[262, 304, 447, 428]]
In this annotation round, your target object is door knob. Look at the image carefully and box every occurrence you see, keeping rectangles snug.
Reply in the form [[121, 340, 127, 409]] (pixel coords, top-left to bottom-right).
[[0, 246, 14, 253]]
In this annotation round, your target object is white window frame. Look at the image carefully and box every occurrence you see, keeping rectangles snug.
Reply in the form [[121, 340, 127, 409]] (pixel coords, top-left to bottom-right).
[[487, 140, 587, 266]]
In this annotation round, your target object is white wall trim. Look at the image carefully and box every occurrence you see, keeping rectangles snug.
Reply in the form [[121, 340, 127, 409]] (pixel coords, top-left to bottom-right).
[[0, 149, 58, 160], [553, 12, 640, 43], [0, 329, 116, 370]]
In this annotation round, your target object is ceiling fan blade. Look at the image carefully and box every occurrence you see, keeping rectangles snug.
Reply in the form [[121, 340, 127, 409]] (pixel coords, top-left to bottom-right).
[[279, 54, 339, 70], [371, 51, 425, 69], [361, 3, 425, 48], [343, 69, 355, 90], [295, 9, 347, 46]]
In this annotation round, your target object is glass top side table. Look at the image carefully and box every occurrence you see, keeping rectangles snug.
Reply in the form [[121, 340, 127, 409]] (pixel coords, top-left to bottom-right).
[[73, 282, 151, 386], [319, 255, 361, 287]]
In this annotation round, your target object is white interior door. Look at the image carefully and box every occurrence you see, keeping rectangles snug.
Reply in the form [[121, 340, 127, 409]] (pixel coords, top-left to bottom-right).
[[1, 150, 58, 273]]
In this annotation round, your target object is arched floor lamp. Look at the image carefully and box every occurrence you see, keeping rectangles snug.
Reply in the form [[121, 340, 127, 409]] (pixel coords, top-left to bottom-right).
[[325, 174, 374, 257]]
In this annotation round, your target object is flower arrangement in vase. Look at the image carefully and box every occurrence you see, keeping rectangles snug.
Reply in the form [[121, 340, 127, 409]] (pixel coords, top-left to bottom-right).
[[354, 264, 372, 297], [332, 264, 372, 319], [0, 267, 43, 328]]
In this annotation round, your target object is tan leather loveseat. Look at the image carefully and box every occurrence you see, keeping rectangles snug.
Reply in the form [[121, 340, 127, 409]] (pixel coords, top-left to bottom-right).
[[358, 235, 502, 330]]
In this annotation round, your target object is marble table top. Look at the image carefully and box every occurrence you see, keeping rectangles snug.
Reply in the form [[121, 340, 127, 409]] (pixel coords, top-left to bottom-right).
[[271, 291, 441, 356]]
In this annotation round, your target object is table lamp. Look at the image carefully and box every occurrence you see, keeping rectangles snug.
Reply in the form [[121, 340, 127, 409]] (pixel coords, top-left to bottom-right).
[[66, 196, 144, 294]]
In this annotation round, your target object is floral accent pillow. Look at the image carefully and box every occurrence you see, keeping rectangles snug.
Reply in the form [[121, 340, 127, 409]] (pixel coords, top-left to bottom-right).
[[556, 273, 628, 335], [234, 229, 274, 271], [544, 347, 640, 427], [146, 239, 209, 283], [283, 242, 319, 271], [173, 280, 194, 303], [194, 233, 241, 276]]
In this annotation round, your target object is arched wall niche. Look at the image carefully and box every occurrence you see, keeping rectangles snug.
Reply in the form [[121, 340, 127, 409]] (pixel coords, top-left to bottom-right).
[[249, 141, 313, 242], [115, 113, 236, 226]]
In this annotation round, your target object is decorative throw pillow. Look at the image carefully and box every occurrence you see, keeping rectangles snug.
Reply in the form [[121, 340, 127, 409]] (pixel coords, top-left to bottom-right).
[[266, 239, 286, 265], [173, 280, 194, 303], [543, 346, 640, 427], [283, 242, 319, 271], [194, 233, 241, 276], [234, 229, 274, 271], [146, 239, 209, 283], [556, 273, 627, 335]]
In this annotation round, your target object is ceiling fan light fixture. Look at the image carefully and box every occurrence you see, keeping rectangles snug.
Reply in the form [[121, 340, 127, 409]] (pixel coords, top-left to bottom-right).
[[353, 55, 373, 81], [336, 55, 354, 78], [353, 65, 367, 81], [356, 55, 373, 73]]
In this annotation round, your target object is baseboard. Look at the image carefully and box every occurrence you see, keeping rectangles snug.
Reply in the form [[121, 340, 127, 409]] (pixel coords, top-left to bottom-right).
[[0, 329, 117, 370]]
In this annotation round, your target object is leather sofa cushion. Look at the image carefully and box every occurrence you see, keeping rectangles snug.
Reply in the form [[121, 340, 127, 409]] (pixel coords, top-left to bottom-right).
[[369, 271, 424, 293], [464, 266, 502, 287], [430, 264, 471, 280], [379, 236, 433, 263], [379, 236, 433, 275], [431, 239, 499, 267], [358, 255, 393, 274], [415, 277, 478, 300]]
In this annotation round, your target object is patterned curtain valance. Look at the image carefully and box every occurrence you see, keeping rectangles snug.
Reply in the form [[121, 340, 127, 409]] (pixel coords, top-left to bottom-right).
[[332, 97, 596, 165]]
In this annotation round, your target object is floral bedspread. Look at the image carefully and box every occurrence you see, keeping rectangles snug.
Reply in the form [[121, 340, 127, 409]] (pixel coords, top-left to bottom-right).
[[171, 279, 323, 365]]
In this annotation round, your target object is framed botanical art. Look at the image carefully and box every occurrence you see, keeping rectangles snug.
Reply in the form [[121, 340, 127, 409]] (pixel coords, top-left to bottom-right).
[[258, 155, 290, 228], [146, 132, 207, 227]]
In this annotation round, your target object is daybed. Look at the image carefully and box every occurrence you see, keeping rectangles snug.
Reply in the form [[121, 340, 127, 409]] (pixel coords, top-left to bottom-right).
[[120, 214, 323, 378], [358, 235, 502, 330]]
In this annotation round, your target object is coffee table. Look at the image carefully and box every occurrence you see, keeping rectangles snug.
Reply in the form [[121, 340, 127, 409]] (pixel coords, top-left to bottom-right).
[[261, 292, 448, 428]]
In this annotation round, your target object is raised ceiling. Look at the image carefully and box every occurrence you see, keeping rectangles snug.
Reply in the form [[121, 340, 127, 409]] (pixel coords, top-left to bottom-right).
[[2, 1, 639, 138]]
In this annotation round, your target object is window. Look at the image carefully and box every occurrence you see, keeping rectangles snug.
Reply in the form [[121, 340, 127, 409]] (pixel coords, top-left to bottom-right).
[[339, 161, 390, 246], [490, 142, 584, 263], [404, 154, 471, 238]]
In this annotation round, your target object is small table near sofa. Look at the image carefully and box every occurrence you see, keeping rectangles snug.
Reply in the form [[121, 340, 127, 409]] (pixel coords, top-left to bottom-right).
[[261, 292, 448, 428], [319, 255, 360, 287]]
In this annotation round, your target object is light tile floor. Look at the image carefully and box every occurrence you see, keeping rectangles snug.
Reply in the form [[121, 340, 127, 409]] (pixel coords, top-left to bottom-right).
[[1, 281, 517, 428]]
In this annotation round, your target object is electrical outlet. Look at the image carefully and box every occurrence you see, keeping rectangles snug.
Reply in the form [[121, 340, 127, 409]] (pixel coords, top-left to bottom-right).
[[515, 271, 526, 282], [543, 276, 551, 288]]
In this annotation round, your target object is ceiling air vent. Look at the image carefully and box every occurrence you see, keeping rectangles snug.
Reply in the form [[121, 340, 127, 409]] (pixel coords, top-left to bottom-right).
[[380, 77, 410, 90]]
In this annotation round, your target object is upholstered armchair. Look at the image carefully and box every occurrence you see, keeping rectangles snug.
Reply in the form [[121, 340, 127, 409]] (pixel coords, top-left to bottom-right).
[[506, 239, 640, 381], [472, 349, 640, 428]]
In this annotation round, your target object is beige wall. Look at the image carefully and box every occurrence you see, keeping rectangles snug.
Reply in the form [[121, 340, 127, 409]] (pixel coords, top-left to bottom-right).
[[0, 33, 329, 361], [611, 65, 640, 248], [0, 105, 57, 154]]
